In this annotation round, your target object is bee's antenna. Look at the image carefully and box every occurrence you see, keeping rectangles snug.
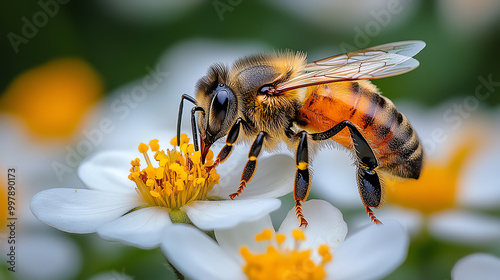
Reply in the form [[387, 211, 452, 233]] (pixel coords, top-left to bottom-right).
[[177, 94, 198, 146]]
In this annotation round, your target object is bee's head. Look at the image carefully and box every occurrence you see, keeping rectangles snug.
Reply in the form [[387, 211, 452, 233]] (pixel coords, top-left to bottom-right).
[[195, 64, 238, 162]]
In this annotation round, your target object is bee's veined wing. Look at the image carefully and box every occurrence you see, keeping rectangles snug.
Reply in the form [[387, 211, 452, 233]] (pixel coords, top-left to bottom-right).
[[275, 41, 425, 93]]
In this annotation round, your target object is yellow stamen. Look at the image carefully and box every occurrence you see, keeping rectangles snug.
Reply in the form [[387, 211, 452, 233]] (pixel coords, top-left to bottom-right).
[[149, 139, 160, 152], [129, 136, 220, 212], [241, 229, 332, 280], [386, 141, 476, 214], [255, 229, 273, 242]]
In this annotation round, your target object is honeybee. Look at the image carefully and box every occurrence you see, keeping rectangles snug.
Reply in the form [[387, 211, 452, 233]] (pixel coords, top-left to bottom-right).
[[177, 41, 425, 227]]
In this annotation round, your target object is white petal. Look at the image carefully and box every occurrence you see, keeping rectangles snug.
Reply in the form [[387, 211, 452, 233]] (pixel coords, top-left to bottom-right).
[[279, 199, 348, 251], [97, 207, 172, 249], [183, 198, 281, 230], [429, 210, 500, 244], [215, 215, 274, 263], [350, 206, 424, 237], [211, 152, 294, 199], [327, 220, 409, 280], [30, 188, 142, 233], [78, 151, 137, 194], [312, 148, 362, 209], [451, 253, 500, 280], [459, 143, 500, 209], [161, 224, 245, 280]]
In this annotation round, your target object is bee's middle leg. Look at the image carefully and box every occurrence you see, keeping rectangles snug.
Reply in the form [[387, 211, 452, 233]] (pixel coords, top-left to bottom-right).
[[229, 131, 266, 199], [294, 131, 311, 227]]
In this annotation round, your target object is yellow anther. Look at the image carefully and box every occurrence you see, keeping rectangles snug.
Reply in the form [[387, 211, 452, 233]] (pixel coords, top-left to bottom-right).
[[156, 167, 165, 179], [292, 229, 306, 241], [256, 229, 273, 242], [192, 151, 201, 165], [159, 158, 168, 167], [180, 134, 190, 146], [150, 190, 161, 198], [155, 151, 167, 161], [318, 244, 332, 263], [170, 163, 182, 174], [130, 158, 141, 167], [145, 165, 156, 179], [138, 143, 149, 153], [146, 178, 155, 187], [170, 136, 178, 147], [276, 233, 286, 245], [149, 139, 160, 152], [180, 143, 188, 152], [186, 144, 194, 154], [195, 178, 206, 185]]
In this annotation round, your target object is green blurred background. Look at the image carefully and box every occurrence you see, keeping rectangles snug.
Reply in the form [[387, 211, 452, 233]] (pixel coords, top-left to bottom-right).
[[1, 1, 500, 279], [2, 0, 500, 105]]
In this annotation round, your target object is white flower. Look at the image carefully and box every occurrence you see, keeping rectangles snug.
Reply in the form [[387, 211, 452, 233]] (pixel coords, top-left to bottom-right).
[[31, 135, 294, 249], [451, 253, 500, 280], [312, 103, 500, 244], [161, 199, 409, 280]]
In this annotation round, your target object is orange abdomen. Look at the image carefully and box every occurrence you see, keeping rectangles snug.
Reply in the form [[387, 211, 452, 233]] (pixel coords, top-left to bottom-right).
[[297, 81, 422, 179]]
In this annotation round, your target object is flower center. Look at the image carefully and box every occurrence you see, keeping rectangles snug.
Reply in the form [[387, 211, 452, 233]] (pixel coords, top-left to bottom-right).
[[240, 229, 332, 280], [385, 141, 475, 214], [128, 135, 220, 210]]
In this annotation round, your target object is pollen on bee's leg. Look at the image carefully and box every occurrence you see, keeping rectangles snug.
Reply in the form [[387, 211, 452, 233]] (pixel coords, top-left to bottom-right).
[[366, 206, 383, 225], [295, 200, 308, 227]]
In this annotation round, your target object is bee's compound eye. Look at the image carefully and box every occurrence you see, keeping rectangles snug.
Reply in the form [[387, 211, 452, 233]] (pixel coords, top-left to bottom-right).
[[207, 89, 229, 135]]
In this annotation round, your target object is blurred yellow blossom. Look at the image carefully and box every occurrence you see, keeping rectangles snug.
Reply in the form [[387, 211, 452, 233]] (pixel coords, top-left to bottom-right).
[[1, 58, 103, 138]]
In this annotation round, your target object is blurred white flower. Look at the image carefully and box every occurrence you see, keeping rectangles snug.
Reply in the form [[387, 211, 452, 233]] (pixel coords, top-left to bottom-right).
[[161, 199, 409, 280], [312, 103, 500, 244], [451, 253, 500, 280], [31, 135, 294, 249], [0, 58, 104, 280]]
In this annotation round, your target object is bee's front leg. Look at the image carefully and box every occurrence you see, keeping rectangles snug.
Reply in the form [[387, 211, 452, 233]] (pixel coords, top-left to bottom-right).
[[229, 131, 266, 199], [206, 118, 243, 171]]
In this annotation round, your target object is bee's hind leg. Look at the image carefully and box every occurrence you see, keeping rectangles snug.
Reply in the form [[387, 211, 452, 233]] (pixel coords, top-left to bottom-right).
[[294, 131, 312, 227], [311, 120, 383, 225]]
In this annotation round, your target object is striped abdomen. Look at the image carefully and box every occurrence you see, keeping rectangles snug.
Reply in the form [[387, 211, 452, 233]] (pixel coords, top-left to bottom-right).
[[296, 80, 423, 179]]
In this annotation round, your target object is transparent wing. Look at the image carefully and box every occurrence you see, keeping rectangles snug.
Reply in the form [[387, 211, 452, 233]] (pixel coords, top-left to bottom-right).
[[275, 41, 425, 92]]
